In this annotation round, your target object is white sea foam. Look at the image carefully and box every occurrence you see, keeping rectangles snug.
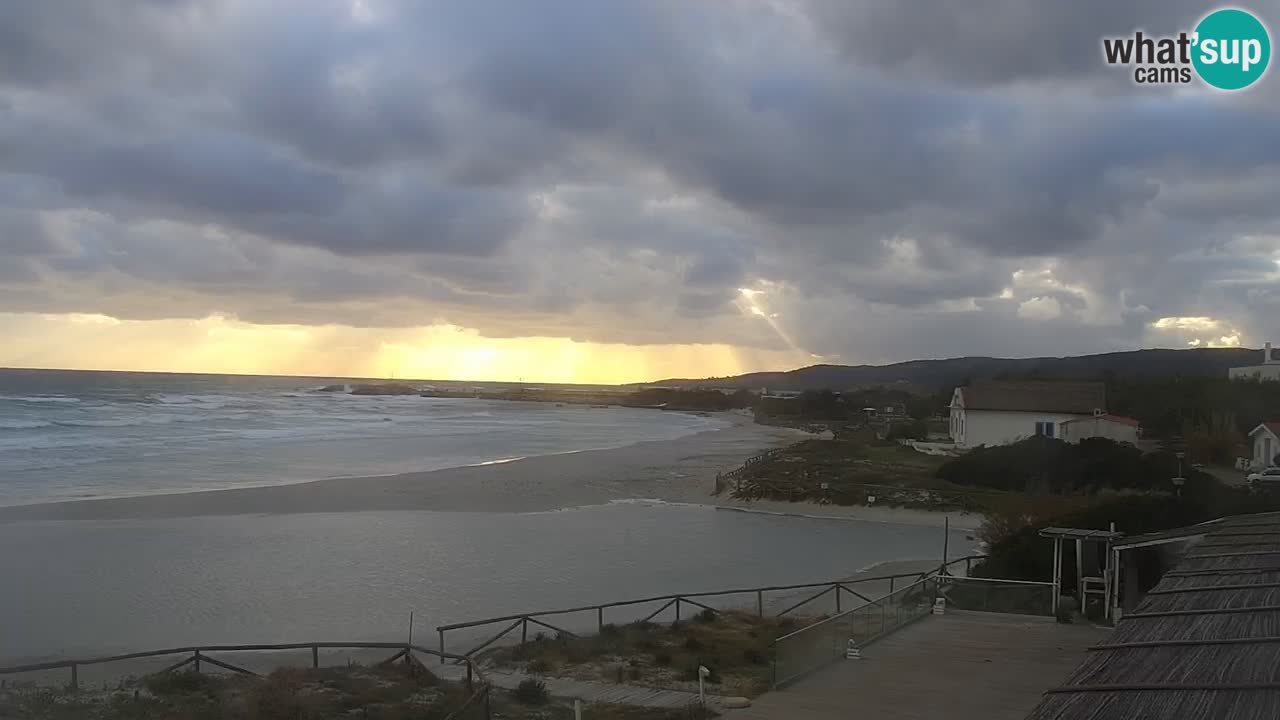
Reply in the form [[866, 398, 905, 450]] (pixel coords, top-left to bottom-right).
[[0, 395, 81, 404]]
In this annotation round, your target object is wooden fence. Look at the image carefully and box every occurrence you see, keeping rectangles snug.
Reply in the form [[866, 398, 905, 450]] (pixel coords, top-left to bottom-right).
[[0, 641, 490, 720], [713, 445, 791, 494], [435, 555, 986, 662]]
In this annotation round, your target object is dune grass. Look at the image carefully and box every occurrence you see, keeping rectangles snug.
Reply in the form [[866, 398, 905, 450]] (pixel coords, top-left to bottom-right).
[[0, 663, 708, 719], [487, 610, 801, 698]]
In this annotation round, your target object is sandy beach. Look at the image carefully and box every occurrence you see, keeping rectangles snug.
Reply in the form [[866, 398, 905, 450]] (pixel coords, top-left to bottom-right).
[[0, 413, 980, 529]]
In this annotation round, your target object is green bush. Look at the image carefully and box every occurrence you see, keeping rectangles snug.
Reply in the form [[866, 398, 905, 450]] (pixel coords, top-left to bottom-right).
[[513, 678, 548, 705]]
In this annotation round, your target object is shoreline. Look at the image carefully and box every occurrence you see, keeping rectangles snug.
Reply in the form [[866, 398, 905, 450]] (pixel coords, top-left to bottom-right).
[[0, 415, 979, 530]]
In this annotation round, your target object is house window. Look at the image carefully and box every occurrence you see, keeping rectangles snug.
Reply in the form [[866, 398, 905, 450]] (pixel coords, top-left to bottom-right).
[[1035, 421, 1056, 438]]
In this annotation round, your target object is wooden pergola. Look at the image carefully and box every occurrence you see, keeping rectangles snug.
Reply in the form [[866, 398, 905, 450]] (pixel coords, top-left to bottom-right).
[[1039, 526, 1123, 620]]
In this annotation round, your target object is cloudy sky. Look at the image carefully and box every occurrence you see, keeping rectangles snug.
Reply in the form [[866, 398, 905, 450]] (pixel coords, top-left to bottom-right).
[[1, 0, 1278, 383]]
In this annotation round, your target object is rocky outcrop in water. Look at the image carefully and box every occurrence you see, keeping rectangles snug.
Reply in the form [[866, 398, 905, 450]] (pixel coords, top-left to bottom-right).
[[350, 383, 419, 396]]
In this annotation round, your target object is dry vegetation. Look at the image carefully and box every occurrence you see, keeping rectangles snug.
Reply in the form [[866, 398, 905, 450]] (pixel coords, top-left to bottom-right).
[[0, 664, 702, 720], [486, 610, 802, 698], [727, 438, 998, 510]]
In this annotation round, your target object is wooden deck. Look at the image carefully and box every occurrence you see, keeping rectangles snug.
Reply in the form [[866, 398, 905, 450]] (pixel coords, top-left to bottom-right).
[[733, 611, 1109, 720]]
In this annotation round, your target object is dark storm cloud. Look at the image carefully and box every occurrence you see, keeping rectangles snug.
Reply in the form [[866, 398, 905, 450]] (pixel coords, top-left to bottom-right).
[[800, 0, 1210, 86], [0, 0, 1278, 361]]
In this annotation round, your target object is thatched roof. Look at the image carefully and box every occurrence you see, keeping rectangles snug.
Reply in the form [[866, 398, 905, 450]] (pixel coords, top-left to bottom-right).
[[1028, 511, 1280, 720], [960, 381, 1106, 414]]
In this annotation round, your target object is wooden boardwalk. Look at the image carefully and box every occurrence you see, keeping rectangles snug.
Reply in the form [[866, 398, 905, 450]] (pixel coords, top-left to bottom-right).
[[732, 611, 1109, 720]]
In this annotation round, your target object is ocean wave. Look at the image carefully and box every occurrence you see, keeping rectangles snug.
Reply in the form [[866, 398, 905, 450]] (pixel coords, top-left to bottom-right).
[[0, 419, 54, 430], [0, 394, 81, 404], [49, 412, 255, 428]]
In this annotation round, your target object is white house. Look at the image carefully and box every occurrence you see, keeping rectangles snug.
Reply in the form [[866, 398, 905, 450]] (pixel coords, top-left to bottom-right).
[[1249, 423, 1280, 469], [1059, 414, 1142, 445], [1230, 343, 1280, 381], [949, 380, 1111, 448]]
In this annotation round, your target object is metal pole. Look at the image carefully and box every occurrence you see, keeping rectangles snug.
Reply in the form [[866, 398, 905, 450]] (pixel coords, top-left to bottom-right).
[[408, 611, 414, 647], [1074, 539, 1085, 612], [835, 585, 842, 613], [439, 629, 446, 665], [890, 576, 895, 594], [675, 598, 682, 622], [942, 516, 950, 573], [1051, 537, 1062, 615], [598, 606, 604, 632], [312, 645, 319, 669], [522, 617, 528, 644], [757, 590, 764, 617], [193, 650, 201, 673], [70, 664, 78, 692]]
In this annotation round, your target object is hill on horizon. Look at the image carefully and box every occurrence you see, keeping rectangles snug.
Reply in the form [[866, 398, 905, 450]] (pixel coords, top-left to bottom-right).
[[655, 347, 1263, 391]]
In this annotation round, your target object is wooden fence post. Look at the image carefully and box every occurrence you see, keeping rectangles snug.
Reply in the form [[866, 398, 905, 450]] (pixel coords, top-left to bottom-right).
[[312, 645, 319, 669], [439, 629, 446, 665], [193, 651, 201, 673], [598, 606, 604, 632], [521, 617, 528, 644], [466, 663, 473, 692], [757, 590, 764, 617], [835, 585, 842, 613], [675, 598, 681, 622], [69, 664, 78, 692]]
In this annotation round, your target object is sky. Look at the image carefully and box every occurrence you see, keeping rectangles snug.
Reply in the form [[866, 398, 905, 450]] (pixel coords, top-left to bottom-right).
[[1, 1, 1279, 384]]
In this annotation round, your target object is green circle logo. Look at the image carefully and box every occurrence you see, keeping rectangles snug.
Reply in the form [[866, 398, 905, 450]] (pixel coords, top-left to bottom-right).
[[1193, 9, 1271, 90]]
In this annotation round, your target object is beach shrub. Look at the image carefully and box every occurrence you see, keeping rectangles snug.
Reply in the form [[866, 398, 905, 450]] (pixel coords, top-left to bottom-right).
[[144, 670, 219, 697], [653, 651, 673, 667], [628, 666, 643, 681], [682, 636, 702, 651], [696, 608, 718, 623], [513, 678, 548, 705], [526, 658, 552, 674], [600, 623, 621, 636], [742, 648, 766, 665]]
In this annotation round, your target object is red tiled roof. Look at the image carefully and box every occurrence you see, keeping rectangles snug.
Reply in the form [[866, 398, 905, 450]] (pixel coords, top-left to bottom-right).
[[959, 380, 1106, 414]]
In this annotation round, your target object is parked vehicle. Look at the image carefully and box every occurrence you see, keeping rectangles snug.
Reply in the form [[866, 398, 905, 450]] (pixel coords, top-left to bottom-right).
[[1248, 466, 1280, 487]]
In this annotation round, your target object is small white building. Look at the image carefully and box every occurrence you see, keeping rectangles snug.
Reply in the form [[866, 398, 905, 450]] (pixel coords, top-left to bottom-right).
[[1249, 423, 1280, 469], [1230, 343, 1280, 381], [949, 380, 1110, 448], [1059, 414, 1142, 446]]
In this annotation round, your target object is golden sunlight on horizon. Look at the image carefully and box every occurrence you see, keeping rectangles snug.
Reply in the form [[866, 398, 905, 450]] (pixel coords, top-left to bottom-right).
[[0, 313, 807, 384]]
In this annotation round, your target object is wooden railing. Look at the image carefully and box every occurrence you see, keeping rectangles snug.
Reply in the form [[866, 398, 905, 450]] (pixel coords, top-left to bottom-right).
[[713, 445, 791, 494], [0, 641, 489, 719], [435, 555, 986, 662]]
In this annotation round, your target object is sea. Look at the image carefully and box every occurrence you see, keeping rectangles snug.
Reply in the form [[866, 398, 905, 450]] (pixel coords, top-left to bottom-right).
[[0, 369, 972, 667], [0, 368, 720, 507]]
